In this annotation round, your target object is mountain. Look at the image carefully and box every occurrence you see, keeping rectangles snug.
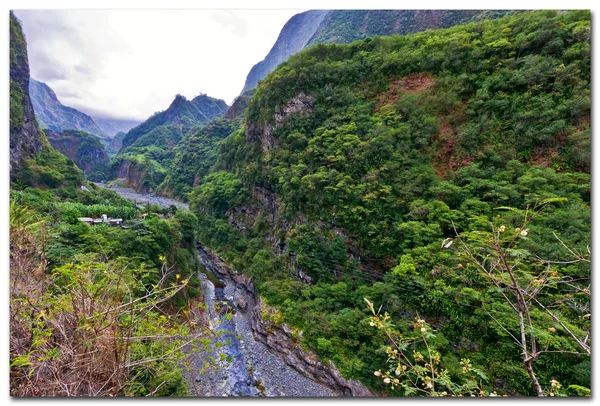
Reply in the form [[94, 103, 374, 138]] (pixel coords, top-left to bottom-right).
[[44, 129, 109, 179], [9, 12, 44, 173], [92, 117, 141, 137], [190, 10, 590, 395], [241, 10, 328, 93], [241, 10, 511, 94], [305, 10, 509, 46], [120, 94, 228, 151], [29, 78, 108, 138], [10, 12, 83, 187], [109, 94, 228, 193]]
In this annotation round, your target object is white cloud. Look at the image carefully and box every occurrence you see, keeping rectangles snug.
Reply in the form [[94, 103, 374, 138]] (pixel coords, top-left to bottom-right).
[[13, 9, 304, 121]]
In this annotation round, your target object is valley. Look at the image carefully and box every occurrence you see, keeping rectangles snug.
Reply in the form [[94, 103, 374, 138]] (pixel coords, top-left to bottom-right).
[[9, 9, 591, 398]]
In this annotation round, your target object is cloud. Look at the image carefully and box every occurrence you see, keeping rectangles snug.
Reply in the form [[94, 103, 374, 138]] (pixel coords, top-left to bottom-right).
[[13, 9, 302, 122]]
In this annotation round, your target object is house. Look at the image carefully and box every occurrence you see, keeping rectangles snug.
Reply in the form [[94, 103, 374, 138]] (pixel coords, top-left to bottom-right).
[[78, 214, 125, 227]]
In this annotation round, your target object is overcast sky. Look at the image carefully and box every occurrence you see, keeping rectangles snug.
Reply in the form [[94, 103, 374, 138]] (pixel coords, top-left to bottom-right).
[[13, 9, 304, 121]]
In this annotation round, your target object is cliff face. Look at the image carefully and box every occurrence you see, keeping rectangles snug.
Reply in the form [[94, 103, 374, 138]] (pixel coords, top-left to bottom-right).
[[198, 246, 372, 397], [241, 10, 328, 93], [10, 12, 43, 173], [29, 79, 108, 138], [44, 129, 109, 176]]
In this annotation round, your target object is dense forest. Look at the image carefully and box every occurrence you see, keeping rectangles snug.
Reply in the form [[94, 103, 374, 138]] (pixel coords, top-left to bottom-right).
[[185, 10, 591, 396], [10, 9, 591, 397]]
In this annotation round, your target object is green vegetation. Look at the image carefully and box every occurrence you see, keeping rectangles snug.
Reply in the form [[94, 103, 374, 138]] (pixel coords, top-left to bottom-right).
[[307, 10, 511, 46], [9, 11, 208, 397], [108, 94, 229, 192], [161, 118, 242, 199], [9, 12, 28, 133], [44, 129, 110, 180], [189, 10, 590, 396], [10, 7, 591, 398], [10, 182, 204, 396], [19, 145, 84, 188]]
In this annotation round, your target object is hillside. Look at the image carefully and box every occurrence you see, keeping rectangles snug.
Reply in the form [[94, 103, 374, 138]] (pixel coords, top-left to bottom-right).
[[44, 129, 109, 179], [241, 10, 328, 93], [10, 12, 83, 188], [29, 78, 108, 138], [240, 10, 511, 94], [159, 117, 243, 199], [189, 10, 591, 396]]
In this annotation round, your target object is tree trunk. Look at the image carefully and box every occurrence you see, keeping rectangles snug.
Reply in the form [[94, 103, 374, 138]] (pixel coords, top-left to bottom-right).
[[524, 358, 544, 396]]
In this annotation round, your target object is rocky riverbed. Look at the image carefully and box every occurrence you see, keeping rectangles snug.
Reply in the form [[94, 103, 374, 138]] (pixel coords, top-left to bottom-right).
[[188, 248, 337, 397], [96, 185, 338, 397], [94, 183, 189, 210]]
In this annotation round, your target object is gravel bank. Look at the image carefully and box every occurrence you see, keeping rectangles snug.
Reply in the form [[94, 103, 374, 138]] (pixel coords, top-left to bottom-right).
[[94, 183, 189, 211]]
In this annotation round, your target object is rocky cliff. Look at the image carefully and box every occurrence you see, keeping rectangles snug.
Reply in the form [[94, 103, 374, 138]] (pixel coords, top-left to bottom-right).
[[198, 246, 372, 397], [44, 129, 109, 177], [10, 12, 44, 173]]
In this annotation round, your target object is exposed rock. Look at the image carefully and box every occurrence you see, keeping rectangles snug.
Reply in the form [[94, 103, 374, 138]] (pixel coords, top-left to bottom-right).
[[9, 12, 43, 173], [44, 129, 109, 176], [247, 92, 314, 152], [251, 299, 372, 397], [197, 245, 373, 397], [113, 160, 151, 193]]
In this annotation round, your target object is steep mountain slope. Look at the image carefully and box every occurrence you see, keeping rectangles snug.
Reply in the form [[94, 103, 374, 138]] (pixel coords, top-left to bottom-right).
[[160, 91, 253, 199], [159, 117, 243, 198], [92, 117, 141, 136], [306, 10, 509, 45], [10, 12, 83, 187], [240, 10, 511, 94], [10, 12, 44, 173], [190, 10, 590, 395], [29, 78, 108, 138], [241, 10, 328, 93], [45, 129, 109, 179]]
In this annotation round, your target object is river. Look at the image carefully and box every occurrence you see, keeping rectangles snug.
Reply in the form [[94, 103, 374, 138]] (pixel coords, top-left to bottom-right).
[[100, 185, 336, 397]]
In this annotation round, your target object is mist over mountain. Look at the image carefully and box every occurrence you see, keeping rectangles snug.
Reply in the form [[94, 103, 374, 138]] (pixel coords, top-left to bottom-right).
[[92, 117, 141, 137], [29, 78, 108, 138]]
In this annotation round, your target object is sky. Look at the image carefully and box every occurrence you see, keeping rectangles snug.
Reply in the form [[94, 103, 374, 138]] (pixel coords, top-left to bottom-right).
[[13, 9, 305, 121]]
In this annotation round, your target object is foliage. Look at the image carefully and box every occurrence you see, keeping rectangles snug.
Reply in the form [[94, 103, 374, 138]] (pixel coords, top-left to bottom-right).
[[448, 202, 590, 396], [9, 12, 28, 134], [188, 171, 248, 216], [19, 145, 84, 188], [365, 299, 492, 397], [160, 118, 242, 199], [10, 184, 203, 396], [190, 10, 590, 396]]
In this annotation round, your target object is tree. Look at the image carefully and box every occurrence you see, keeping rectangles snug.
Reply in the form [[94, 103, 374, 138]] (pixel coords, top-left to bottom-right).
[[446, 199, 590, 396]]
